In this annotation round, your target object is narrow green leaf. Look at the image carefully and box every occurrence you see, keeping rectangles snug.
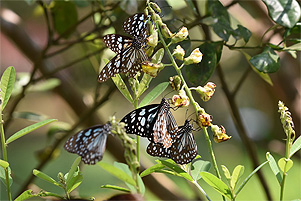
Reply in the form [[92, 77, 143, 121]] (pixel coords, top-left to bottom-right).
[[112, 74, 133, 103], [241, 51, 273, 86], [221, 165, 231, 180], [137, 74, 152, 98], [6, 119, 57, 144], [266, 152, 282, 184], [235, 161, 269, 195], [33, 169, 62, 187], [152, 48, 165, 63], [231, 165, 244, 190], [28, 78, 61, 92], [101, 184, 131, 193], [159, 160, 193, 182], [140, 163, 165, 177], [0, 160, 9, 169], [262, 0, 301, 28], [191, 158, 211, 181], [139, 82, 169, 108], [66, 172, 83, 193], [186, 41, 223, 85], [15, 190, 36, 201], [199, 171, 233, 199], [250, 46, 280, 73], [0, 166, 13, 187], [52, 1, 78, 38], [0, 66, 15, 110], [137, 174, 145, 195], [98, 162, 136, 186], [278, 158, 293, 172], [12, 112, 48, 122], [290, 135, 301, 158], [66, 157, 81, 184]]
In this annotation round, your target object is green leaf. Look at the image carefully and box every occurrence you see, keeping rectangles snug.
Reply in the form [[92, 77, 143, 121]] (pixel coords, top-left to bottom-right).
[[266, 152, 282, 184], [98, 162, 136, 186], [137, 74, 152, 98], [15, 190, 37, 201], [101, 184, 131, 193], [137, 174, 145, 195], [249, 46, 280, 73], [284, 43, 301, 51], [13, 111, 48, 122], [152, 48, 165, 63], [208, 1, 232, 41], [0, 166, 13, 187], [139, 82, 169, 108], [290, 135, 301, 158], [66, 172, 83, 193], [66, 157, 81, 185], [140, 163, 165, 177], [6, 119, 57, 144], [190, 158, 211, 181], [278, 158, 293, 172], [112, 74, 133, 103], [47, 121, 71, 138], [241, 51, 273, 86], [231, 165, 244, 190], [235, 160, 269, 195], [28, 78, 61, 92], [33, 169, 62, 187], [221, 165, 231, 180], [186, 41, 223, 85], [233, 25, 252, 43], [262, 0, 301, 28], [199, 171, 233, 199], [0, 66, 15, 110], [0, 160, 9, 169], [159, 160, 193, 182], [52, 1, 78, 38]]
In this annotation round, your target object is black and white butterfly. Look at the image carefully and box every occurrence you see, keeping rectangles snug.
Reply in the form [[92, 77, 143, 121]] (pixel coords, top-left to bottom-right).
[[64, 122, 112, 165], [98, 13, 149, 82], [121, 98, 178, 148], [146, 120, 198, 164]]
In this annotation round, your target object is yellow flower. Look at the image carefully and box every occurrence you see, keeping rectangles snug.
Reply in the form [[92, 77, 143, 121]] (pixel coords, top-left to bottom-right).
[[193, 82, 216, 102], [171, 26, 188, 43], [172, 90, 189, 107], [172, 45, 185, 60], [147, 30, 158, 47], [141, 61, 163, 77], [211, 125, 231, 143], [184, 48, 203, 65], [169, 75, 181, 91], [197, 111, 212, 128]]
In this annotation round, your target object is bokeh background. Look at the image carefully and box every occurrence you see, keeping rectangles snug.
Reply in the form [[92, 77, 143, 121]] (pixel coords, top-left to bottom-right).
[[1, 0, 300, 200]]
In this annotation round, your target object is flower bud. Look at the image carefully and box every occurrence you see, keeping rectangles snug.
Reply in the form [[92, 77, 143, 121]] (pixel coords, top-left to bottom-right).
[[150, 2, 161, 13], [171, 26, 188, 43], [147, 30, 158, 47], [169, 75, 181, 91], [172, 90, 189, 107], [172, 45, 185, 60], [197, 111, 212, 128], [211, 125, 231, 143], [194, 82, 216, 102], [160, 23, 173, 38], [141, 61, 164, 77], [184, 48, 203, 65]]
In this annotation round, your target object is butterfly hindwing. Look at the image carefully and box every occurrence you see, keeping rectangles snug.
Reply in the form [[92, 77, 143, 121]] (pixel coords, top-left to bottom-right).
[[64, 123, 112, 165]]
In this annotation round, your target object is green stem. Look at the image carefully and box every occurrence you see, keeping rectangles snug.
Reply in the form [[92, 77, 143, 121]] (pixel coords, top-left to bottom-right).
[[192, 180, 211, 201], [0, 107, 12, 201], [280, 131, 292, 200], [156, 22, 224, 201]]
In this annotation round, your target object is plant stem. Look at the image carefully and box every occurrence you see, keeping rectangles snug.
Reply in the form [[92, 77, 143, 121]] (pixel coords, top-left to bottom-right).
[[192, 180, 211, 201], [0, 107, 12, 201], [156, 22, 224, 201]]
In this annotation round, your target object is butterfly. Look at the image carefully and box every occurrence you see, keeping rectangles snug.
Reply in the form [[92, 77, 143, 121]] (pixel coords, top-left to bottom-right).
[[98, 13, 149, 82], [121, 98, 178, 148], [146, 119, 198, 164], [64, 122, 112, 165]]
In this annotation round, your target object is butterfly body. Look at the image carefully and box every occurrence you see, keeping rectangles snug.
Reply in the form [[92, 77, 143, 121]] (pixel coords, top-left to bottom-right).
[[64, 123, 112, 165], [121, 98, 178, 148], [98, 13, 149, 82], [147, 120, 198, 164]]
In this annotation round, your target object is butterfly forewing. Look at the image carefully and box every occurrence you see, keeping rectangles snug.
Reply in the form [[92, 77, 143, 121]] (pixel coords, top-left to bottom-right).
[[123, 13, 148, 39], [103, 34, 133, 54], [64, 123, 112, 165]]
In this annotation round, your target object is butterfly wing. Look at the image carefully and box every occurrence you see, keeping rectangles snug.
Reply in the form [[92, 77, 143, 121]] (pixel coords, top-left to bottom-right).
[[170, 120, 198, 164], [123, 13, 148, 39], [103, 34, 133, 54], [121, 104, 161, 141], [146, 142, 171, 158], [64, 123, 112, 165]]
